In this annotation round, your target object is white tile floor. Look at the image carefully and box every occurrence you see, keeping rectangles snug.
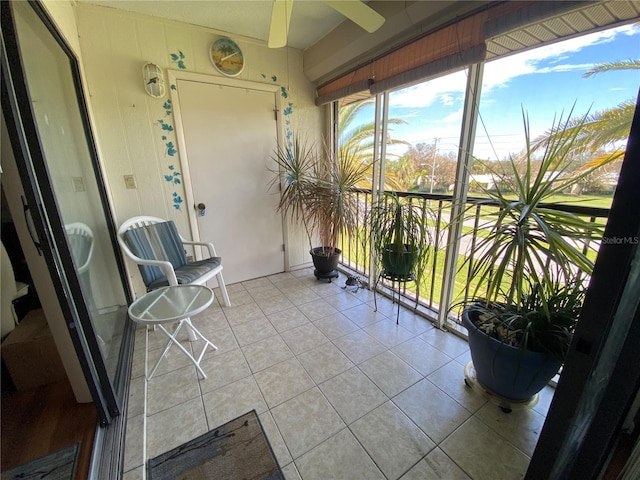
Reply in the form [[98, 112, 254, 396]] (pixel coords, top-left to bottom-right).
[[122, 268, 555, 480]]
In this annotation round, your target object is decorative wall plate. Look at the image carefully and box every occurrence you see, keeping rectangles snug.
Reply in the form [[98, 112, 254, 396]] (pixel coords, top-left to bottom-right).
[[210, 37, 244, 77]]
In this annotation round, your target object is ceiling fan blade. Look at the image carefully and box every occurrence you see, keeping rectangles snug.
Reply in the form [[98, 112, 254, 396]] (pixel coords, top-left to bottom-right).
[[268, 0, 293, 48], [325, 0, 385, 33]]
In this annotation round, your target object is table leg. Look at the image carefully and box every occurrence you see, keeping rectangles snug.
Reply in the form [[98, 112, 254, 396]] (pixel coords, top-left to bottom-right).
[[147, 320, 218, 380], [185, 317, 198, 342]]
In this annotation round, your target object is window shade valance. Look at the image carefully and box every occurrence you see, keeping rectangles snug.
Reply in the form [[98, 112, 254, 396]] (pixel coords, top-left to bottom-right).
[[315, 6, 490, 105], [315, 79, 373, 107], [315, 0, 630, 105], [369, 43, 486, 95]]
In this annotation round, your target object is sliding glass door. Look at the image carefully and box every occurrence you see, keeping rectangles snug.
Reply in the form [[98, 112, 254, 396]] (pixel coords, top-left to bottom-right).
[[1, 0, 132, 432]]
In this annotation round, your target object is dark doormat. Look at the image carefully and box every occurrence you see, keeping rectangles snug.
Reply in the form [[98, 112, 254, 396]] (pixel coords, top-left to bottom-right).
[[148, 410, 284, 480], [1, 442, 79, 480]]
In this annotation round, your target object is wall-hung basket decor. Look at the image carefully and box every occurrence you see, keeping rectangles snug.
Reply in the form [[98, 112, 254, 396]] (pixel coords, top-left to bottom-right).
[[142, 62, 166, 98]]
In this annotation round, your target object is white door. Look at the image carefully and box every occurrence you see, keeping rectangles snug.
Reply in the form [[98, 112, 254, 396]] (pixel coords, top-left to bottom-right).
[[175, 78, 284, 284]]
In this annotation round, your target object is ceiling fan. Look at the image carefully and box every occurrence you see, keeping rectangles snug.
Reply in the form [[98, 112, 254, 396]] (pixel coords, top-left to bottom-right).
[[268, 0, 385, 48]]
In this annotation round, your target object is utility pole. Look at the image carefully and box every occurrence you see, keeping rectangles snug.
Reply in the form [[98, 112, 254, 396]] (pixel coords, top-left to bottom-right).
[[430, 137, 439, 194]]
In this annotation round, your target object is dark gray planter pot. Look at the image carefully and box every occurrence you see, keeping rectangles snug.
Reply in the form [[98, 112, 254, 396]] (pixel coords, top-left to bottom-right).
[[462, 306, 562, 402], [381, 244, 418, 279], [310, 247, 341, 281]]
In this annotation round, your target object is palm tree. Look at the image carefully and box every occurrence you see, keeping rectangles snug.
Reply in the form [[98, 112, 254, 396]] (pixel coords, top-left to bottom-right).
[[339, 99, 406, 154], [337, 99, 408, 188], [535, 59, 638, 158], [338, 100, 377, 153], [583, 59, 640, 76], [577, 59, 638, 151]]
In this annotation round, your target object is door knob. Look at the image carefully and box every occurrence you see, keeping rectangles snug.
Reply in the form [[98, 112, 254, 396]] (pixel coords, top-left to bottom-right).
[[196, 203, 206, 216]]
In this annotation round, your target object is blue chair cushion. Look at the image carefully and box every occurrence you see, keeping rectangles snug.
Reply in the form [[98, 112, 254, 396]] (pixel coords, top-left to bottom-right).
[[147, 256, 222, 290], [123, 221, 188, 287]]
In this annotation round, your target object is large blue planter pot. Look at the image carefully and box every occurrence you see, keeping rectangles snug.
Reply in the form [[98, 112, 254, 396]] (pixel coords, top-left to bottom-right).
[[462, 306, 562, 402]]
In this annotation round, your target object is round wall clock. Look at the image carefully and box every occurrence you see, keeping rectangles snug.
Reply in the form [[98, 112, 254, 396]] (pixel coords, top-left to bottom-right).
[[210, 37, 244, 77]]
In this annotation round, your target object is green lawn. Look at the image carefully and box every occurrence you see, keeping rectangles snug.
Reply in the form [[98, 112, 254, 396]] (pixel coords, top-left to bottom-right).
[[544, 194, 613, 209], [480, 193, 613, 210], [340, 192, 610, 317], [341, 228, 487, 316], [342, 195, 604, 317]]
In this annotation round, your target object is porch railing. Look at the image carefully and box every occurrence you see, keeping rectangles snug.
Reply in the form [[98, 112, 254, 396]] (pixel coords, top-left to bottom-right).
[[338, 188, 610, 329]]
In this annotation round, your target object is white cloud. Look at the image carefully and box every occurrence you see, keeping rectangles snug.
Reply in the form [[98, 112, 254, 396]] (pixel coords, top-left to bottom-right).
[[535, 63, 596, 74], [442, 108, 463, 124], [482, 25, 637, 93], [441, 93, 455, 106], [389, 70, 468, 108], [383, 24, 638, 159], [399, 111, 423, 119]]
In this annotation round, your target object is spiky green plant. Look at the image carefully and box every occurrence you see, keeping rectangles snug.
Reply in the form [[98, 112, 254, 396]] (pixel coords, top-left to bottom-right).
[[307, 141, 373, 254], [269, 136, 374, 255], [534, 59, 638, 160], [365, 192, 435, 285], [268, 137, 317, 249], [467, 268, 584, 361], [463, 109, 618, 318]]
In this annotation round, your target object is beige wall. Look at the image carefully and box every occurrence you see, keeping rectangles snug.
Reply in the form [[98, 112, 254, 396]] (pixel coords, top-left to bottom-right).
[[41, 0, 82, 54], [74, 3, 323, 292]]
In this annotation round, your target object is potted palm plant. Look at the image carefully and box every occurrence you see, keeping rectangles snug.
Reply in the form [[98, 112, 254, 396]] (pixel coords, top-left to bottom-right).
[[458, 110, 621, 404], [270, 136, 373, 280], [365, 192, 434, 284]]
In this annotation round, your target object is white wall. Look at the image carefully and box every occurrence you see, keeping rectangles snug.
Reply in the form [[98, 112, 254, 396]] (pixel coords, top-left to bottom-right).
[[74, 3, 322, 293]]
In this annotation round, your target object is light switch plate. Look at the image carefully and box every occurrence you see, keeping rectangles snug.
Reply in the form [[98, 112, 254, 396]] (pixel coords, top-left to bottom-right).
[[124, 175, 137, 189], [72, 176, 85, 192]]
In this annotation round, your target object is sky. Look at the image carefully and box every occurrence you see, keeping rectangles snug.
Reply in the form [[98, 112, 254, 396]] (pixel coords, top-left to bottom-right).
[[376, 23, 640, 160]]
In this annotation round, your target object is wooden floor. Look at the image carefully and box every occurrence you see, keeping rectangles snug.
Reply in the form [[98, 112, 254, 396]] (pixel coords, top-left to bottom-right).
[[1, 378, 97, 479]]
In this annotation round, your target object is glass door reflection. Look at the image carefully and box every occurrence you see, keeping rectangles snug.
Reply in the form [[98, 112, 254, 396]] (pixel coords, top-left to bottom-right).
[[10, 1, 129, 393]]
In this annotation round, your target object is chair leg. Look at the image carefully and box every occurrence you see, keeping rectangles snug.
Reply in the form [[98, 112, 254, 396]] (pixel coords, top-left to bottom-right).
[[217, 272, 231, 307]]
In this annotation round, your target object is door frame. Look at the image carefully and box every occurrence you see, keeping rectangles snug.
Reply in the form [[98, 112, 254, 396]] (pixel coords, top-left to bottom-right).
[[167, 70, 290, 268]]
